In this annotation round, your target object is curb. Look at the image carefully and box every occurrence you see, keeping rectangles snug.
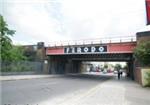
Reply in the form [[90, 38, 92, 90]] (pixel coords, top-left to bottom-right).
[[0, 75, 64, 81]]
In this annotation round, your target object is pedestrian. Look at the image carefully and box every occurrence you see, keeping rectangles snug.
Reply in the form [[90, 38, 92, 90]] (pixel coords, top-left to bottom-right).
[[90, 66, 92, 72], [120, 71, 123, 77], [117, 70, 120, 80]]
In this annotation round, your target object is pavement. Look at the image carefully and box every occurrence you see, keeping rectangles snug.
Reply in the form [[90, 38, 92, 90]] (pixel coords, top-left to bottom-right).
[[0, 72, 121, 81], [0, 74, 63, 81], [1, 74, 150, 105]]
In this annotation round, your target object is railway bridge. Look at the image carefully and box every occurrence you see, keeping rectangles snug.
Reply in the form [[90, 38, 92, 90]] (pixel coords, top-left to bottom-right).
[[46, 36, 137, 79]]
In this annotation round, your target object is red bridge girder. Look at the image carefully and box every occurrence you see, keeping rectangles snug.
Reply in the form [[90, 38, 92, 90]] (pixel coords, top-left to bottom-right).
[[46, 42, 136, 55]]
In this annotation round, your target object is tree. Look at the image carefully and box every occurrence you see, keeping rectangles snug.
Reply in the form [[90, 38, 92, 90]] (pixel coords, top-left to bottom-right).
[[104, 63, 108, 69], [10, 46, 26, 61], [123, 64, 128, 70], [134, 41, 150, 66], [114, 64, 122, 71], [0, 15, 26, 62], [0, 15, 15, 61]]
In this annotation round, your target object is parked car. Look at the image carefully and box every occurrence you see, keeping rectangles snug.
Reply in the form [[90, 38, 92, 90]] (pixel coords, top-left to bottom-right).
[[113, 70, 118, 74], [96, 67, 100, 72], [90, 66, 100, 72], [107, 69, 112, 73]]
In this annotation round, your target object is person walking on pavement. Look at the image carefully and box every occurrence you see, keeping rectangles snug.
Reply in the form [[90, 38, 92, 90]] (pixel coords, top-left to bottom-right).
[[120, 70, 123, 77], [117, 70, 121, 80]]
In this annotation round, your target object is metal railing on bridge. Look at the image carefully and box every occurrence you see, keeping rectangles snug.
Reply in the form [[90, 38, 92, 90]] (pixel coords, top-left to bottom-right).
[[48, 35, 136, 47]]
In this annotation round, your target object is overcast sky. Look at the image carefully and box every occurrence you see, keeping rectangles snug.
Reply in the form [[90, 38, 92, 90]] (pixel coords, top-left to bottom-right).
[[0, 0, 148, 45]]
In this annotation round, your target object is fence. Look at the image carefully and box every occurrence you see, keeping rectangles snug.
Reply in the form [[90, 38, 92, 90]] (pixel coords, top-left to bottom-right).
[[0, 61, 43, 74], [47, 35, 136, 47]]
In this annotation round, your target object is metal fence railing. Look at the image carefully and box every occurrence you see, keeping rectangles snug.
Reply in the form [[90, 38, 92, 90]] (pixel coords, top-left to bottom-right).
[[0, 61, 43, 73], [47, 35, 136, 47]]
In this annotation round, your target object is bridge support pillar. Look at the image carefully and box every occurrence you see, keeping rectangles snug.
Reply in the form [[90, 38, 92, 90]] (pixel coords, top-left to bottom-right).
[[48, 56, 66, 74], [65, 60, 81, 73], [65, 60, 73, 73], [72, 61, 81, 73], [134, 31, 150, 85], [127, 61, 134, 80]]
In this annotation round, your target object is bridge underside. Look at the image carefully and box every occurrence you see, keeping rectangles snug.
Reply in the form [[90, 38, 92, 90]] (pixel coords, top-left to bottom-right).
[[48, 53, 134, 79], [58, 53, 133, 61]]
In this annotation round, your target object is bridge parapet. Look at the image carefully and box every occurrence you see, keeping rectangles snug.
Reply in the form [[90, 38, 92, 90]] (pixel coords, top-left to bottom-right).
[[47, 36, 136, 47]]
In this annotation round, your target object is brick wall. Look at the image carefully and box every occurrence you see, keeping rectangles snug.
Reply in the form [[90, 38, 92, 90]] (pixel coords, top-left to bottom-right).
[[136, 31, 150, 44], [135, 31, 150, 84], [135, 67, 142, 84]]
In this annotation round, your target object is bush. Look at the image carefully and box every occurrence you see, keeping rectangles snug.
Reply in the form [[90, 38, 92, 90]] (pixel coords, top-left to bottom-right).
[[134, 41, 150, 66], [145, 72, 150, 87]]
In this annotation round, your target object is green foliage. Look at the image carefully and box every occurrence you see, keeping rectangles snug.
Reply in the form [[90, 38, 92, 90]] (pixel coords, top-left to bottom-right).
[[123, 64, 128, 70], [24, 50, 36, 61], [0, 14, 15, 61], [104, 63, 108, 69], [0, 15, 26, 62], [114, 64, 122, 71], [145, 72, 150, 87], [0, 15, 15, 36], [10, 46, 27, 61], [134, 41, 150, 66]]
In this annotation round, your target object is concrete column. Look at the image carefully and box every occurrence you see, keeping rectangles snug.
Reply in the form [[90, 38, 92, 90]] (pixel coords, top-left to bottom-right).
[[48, 56, 83, 74], [48, 56, 56, 74], [48, 56, 67, 74], [64, 60, 82, 73], [127, 61, 134, 80], [65, 60, 73, 73], [57, 59, 66, 74], [43, 60, 49, 74], [72, 61, 81, 73]]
